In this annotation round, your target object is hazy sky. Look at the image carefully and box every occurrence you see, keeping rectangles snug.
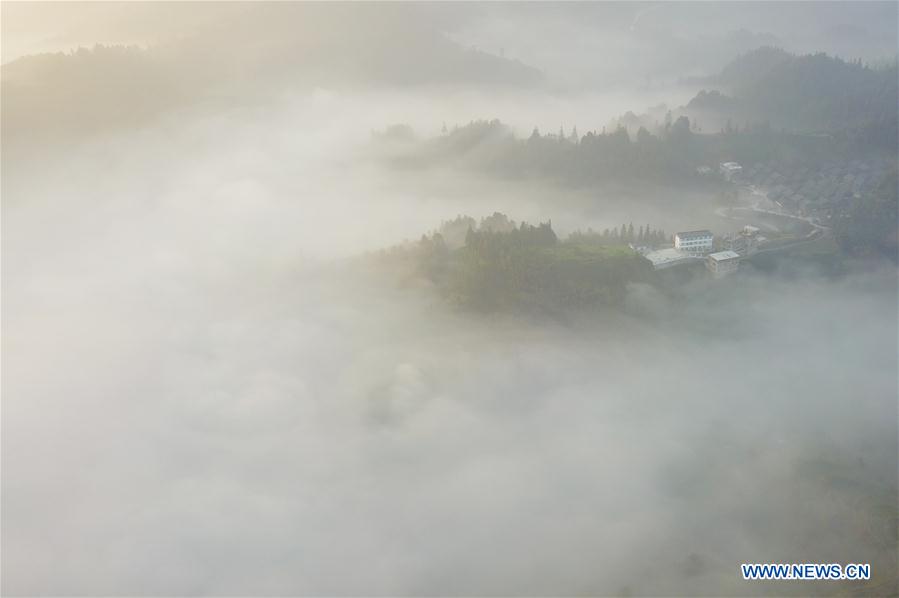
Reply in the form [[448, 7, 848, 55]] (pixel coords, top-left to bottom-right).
[[4, 2, 897, 72]]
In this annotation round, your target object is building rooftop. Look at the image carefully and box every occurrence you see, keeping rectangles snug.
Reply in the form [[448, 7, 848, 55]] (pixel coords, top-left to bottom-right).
[[644, 248, 701, 268], [675, 230, 713, 238], [709, 250, 740, 261]]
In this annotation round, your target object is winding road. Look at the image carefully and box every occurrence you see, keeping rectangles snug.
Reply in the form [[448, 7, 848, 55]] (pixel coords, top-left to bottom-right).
[[714, 186, 832, 256]]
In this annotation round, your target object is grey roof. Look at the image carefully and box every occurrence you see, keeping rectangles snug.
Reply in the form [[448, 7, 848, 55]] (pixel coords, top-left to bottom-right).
[[675, 230, 713, 238]]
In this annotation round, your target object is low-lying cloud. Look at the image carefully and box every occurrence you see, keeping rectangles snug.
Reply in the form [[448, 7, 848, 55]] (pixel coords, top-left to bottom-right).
[[3, 85, 897, 596]]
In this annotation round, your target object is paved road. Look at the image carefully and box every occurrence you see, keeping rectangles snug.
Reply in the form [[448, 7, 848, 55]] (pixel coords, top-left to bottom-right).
[[752, 225, 825, 255], [714, 204, 831, 256]]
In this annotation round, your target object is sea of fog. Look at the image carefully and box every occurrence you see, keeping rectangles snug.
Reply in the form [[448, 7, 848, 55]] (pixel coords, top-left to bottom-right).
[[3, 90, 897, 596]]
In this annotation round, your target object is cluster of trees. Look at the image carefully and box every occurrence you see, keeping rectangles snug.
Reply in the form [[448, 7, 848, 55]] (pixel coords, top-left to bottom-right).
[[398, 117, 703, 184], [436, 215, 478, 248], [834, 167, 899, 259], [388, 213, 655, 312], [685, 47, 899, 150], [385, 48, 896, 187], [436, 212, 519, 248], [567, 224, 668, 248], [398, 115, 878, 187], [518, 116, 699, 181], [464, 220, 557, 251]]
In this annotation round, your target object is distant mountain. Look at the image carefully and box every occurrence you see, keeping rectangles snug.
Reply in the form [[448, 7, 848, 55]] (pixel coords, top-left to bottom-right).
[[684, 90, 739, 113], [712, 46, 795, 89], [1, 46, 188, 146], [2, 5, 542, 147], [683, 47, 898, 147]]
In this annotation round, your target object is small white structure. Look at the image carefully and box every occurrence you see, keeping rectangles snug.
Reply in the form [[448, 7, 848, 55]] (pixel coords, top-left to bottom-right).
[[707, 250, 740, 277], [719, 161, 743, 181], [674, 230, 714, 255], [722, 225, 762, 255], [742, 225, 760, 236]]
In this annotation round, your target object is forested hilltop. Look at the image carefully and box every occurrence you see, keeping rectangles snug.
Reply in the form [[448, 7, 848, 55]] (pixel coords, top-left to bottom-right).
[[1, 5, 541, 147], [834, 166, 899, 258], [377, 48, 896, 186], [373, 213, 657, 313], [683, 47, 898, 147], [378, 115, 895, 188]]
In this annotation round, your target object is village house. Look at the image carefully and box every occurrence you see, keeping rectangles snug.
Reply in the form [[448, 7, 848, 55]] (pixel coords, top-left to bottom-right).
[[707, 250, 741, 277], [674, 230, 714, 255], [719, 161, 743, 181]]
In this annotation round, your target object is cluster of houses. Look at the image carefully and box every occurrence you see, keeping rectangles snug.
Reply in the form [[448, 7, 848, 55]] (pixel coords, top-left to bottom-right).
[[649, 154, 891, 277], [721, 225, 765, 255], [705, 158, 892, 223], [643, 226, 762, 277]]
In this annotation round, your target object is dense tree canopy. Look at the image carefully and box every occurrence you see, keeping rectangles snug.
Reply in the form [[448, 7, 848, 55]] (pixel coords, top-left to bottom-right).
[[380, 214, 656, 312], [685, 47, 899, 149], [835, 167, 899, 259]]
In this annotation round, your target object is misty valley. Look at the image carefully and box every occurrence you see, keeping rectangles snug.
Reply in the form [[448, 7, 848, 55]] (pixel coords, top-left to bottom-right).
[[2, 3, 897, 597]]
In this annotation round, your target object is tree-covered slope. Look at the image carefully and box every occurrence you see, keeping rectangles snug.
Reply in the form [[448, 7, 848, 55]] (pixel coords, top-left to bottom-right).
[[376, 214, 656, 313], [686, 47, 898, 145]]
